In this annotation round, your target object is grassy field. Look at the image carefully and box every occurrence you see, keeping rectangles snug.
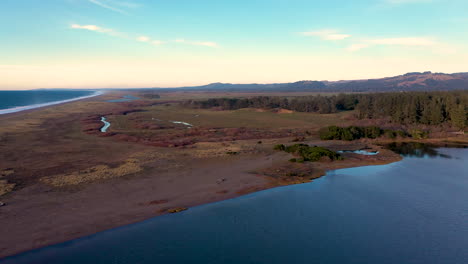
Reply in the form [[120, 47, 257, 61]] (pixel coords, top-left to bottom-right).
[[109, 103, 353, 132]]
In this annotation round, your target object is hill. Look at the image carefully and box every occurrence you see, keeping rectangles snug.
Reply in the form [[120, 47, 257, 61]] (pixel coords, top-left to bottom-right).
[[148, 72, 468, 92]]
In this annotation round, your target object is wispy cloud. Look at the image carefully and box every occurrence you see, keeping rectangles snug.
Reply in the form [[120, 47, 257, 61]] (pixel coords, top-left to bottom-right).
[[88, 0, 141, 15], [300, 29, 351, 40], [347, 36, 456, 54], [70, 24, 217, 48], [347, 37, 436, 51], [70, 24, 125, 37], [136, 36, 150, 42], [174, 39, 218, 47], [385, 0, 432, 4]]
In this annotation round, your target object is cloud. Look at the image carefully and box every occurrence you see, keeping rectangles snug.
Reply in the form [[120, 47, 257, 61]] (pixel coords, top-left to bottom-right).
[[70, 24, 125, 37], [385, 0, 432, 4], [174, 39, 218, 47], [88, 0, 129, 15], [137, 36, 150, 42], [347, 37, 436, 51], [192, 41, 218, 47], [70, 24, 217, 48], [152, 40, 164, 45], [300, 29, 351, 40], [346, 37, 455, 54], [369, 37, 436, 46], [347, 44, 371, 52]]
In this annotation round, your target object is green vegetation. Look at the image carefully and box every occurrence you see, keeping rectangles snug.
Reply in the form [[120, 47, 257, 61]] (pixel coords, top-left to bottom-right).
[[183, 91, 467, 129], [319, 126, 409, 141], [275, 144, 342, 162], [183, 94, 359, 114], [355, 91, 467, 129]]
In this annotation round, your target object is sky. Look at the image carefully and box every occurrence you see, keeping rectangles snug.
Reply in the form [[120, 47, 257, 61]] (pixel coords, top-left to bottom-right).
[[1, 0, 468, 89]]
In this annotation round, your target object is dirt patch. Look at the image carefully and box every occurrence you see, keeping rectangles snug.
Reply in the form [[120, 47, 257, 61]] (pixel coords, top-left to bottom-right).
[[276, 109, 294, 114], [0, 169, 16, 196]]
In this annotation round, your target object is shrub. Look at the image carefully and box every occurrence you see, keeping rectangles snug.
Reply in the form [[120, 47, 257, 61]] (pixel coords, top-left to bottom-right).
[[276, 144, 342, 162], [273, 144, 286, 151]]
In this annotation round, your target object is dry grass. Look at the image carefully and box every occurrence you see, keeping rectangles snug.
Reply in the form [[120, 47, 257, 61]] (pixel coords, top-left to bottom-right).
[[0, 180, 15, 196], [0, 169, 16, 196], [41, 159, 143, 187]]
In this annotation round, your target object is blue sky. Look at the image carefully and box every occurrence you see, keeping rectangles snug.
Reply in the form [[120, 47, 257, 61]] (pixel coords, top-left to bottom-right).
[[1, 0, 468, 89]]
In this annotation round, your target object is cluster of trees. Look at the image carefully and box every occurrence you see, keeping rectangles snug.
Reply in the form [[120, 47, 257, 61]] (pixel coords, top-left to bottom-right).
[[319, 126, 431, 141], [182, 94, 359, 114], [355, 91, 467, 129], [184, 91, 467, 129], [319, 126, 408, 141], [274, 144, 342, 162]]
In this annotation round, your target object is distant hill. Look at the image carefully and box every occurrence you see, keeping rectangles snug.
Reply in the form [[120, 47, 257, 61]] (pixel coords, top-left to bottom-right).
[[149, 72, 468, 92]]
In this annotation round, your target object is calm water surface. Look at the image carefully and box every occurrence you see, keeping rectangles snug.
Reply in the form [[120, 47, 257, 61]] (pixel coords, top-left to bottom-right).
[[0, 90, 96, 111], [4, 147, 468, 264]]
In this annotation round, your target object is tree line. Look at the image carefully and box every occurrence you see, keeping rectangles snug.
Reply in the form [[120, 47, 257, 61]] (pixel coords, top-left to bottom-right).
[[183, 91, 467, 129], [182, 94, 359, 114]]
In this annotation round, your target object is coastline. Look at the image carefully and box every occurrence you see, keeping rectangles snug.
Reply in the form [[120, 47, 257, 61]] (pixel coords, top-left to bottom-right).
[[0, 141, 403, 259], [0, 91, 466, 259], [0, 90, 104, 115]]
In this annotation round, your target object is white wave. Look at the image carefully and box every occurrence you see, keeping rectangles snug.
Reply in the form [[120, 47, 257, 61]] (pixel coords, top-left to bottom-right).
[[0, 91, 104, 115]]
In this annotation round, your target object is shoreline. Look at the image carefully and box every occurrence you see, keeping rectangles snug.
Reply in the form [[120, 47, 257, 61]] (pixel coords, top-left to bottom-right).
[[0, 142, 404, 259], [0, 91, 466, 259], [0, 137, 465, 259], [0, 91, 104, 115]]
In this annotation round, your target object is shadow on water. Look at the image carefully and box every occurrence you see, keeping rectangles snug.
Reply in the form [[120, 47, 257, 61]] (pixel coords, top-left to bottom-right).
[[383, 142, 461, 159]]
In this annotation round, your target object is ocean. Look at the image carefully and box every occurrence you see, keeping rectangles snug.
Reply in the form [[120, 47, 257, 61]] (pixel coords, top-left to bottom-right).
[[0, 90, 101, 115]]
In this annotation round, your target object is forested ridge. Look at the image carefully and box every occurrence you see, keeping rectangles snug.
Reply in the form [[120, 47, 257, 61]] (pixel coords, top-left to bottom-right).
[[183, 91, 467, 129]]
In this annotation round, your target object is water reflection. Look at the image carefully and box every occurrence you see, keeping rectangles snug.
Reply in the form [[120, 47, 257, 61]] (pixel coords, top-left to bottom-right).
[[384, 142, 454, 159]]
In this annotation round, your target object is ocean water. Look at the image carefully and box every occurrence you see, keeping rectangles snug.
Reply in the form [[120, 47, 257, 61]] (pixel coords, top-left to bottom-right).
[[3, 147, 468, 264], [0, 90, 99, 114]]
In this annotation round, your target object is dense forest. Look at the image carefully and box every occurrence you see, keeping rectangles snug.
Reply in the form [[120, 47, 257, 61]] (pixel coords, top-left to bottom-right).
[[183, 91, 467, 129], [182, 94, 359, 114]]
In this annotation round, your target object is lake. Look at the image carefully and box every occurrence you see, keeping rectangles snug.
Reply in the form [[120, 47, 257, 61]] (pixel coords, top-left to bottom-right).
[[3, 146, 467, 264]]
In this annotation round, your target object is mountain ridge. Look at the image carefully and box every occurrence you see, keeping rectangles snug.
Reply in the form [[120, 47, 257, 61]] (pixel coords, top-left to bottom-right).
[[149, 72, 468, 92]]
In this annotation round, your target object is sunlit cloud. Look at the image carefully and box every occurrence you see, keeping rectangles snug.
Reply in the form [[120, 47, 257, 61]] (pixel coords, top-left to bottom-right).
[[192, 41, 218, 47], [70, 24, 125, 37], [137, 36, 150, 42], [300, 29, 351, 40]]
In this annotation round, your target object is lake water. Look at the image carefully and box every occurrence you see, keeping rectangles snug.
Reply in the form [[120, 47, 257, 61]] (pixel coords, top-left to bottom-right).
[[0, 90, 99, 115], [3, 147, 467, 264]]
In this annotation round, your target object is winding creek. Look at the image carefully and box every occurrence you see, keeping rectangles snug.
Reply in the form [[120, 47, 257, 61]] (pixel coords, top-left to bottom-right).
[[4, 145, 468, 264], [100, 117, 110, 133]]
